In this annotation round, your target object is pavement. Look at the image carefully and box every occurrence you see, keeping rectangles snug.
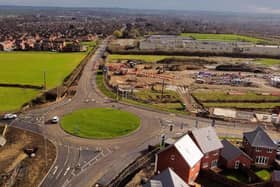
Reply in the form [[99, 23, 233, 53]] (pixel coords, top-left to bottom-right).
[[1, 37, 279, 187]]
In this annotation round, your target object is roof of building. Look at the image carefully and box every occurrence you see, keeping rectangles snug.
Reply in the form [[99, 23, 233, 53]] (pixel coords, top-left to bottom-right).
[[191, 126, 223, 154], [272, 170, 280, 182], [174, 134, 203, 168], [221, 139, 252, 161], [143, 168, 189, 187], [243, 126, 277, 149]]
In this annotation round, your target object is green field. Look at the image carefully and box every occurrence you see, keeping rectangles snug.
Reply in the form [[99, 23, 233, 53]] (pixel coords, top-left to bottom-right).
[[193, 91, 280, 109], [180, 33, 267, 43], [135, 89, 180, 103], [0, 87, 39, 112], [193, 91, 280, 102], [203, 102, 280, 109], [61, 108, 140, 139], [255, 58, 280, 66], [0, 52, 86, 88]]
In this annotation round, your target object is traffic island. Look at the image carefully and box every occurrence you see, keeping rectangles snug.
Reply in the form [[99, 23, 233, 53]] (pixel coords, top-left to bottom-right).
[[60, 108, 140, 139]]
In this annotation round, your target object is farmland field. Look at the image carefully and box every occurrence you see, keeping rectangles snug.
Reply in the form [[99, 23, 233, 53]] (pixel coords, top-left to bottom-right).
[[180, 33, 267, 43], [0, 52, 86, 88], [0, 87, 39, 112]]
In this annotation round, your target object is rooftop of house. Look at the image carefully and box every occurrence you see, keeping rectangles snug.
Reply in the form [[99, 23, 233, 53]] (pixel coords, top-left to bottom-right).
[[143, 168, 189, 187], [191, 126, 223, 154], [221, 139, 252, 161], [243, 126, 277, 149], [173, 134, 203, 168]]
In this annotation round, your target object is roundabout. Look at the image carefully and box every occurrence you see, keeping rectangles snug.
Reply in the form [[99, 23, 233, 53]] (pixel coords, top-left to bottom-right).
[[60, 108, 141, 139]]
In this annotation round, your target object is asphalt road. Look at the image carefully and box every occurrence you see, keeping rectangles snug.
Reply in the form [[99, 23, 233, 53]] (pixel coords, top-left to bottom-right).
[[3, 37, 279, 187]]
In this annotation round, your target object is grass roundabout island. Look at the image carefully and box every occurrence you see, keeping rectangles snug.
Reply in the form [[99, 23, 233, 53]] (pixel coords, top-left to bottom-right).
[[61, 108, 140, 139]]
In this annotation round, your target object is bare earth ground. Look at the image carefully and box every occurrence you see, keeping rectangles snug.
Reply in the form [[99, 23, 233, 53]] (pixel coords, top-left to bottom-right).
[[0, 126, 56, 187]]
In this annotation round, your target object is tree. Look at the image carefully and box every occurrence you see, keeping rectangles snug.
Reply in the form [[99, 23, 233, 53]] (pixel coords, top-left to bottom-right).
[[113, 30, 123, 38]]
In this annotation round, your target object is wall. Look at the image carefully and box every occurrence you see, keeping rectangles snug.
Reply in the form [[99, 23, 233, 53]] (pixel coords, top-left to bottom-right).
[[157, 146, 198, 184], [222, 154, 252, 169], [201, 150, 221, 169]]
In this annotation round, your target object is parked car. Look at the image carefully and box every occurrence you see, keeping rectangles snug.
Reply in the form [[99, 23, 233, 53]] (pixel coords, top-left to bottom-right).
[[2, 113, 17, 120], [51, 116, 59, 124]]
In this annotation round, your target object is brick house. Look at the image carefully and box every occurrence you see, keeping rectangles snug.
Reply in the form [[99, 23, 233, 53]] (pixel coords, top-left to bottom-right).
[[220, 139, 252, 169], [143, 168, 189, 187], [189, 126, 223, 169], [156, 134, 203, 185], [243, 127, 277, 168], [271, 170, 280, 187]]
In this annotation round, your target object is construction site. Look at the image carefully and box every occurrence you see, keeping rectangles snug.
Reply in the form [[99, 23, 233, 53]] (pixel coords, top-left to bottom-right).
[[0, 125, 55, 187], [104, 53, 280, 122]]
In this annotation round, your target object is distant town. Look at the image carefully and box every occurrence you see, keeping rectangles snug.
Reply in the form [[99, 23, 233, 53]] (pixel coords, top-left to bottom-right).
[[0, 5, 280, 187]]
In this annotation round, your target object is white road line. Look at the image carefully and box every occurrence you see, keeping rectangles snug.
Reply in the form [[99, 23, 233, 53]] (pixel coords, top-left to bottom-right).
[[52, 166, 58, 175], [63, 167, 70, 176]]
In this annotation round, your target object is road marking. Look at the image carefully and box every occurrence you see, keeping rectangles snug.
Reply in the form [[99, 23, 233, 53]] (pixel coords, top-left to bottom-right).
[[63, 145, 70, 166], [63, 167, 70, 176], [52, 166, 58, 175]]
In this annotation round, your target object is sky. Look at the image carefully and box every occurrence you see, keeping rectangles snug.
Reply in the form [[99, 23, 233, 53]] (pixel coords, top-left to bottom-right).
[[1, 0, 280, 14]]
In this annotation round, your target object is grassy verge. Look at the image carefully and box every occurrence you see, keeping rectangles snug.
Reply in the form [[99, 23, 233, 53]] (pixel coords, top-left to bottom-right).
[[0, 87, 39, 112], [61, 108, 140, 139], [180, 33, 267, 44], [95, 71, 186, 114], [96, 71, 116, 99], [254, 169, 271, 181]]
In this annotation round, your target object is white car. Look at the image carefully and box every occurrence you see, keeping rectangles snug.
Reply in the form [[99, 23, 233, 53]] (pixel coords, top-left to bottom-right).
[[3, 113, 17, 120], [51, 116, 59, 124]]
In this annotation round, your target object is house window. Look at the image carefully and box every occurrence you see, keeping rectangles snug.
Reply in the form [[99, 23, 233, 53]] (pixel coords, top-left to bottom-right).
[[235, 160, 240, 169], [267, 148, 273, 153], [256, 147, 261, 152], [170, 154, 176, 161], [211, 160, 218, 168], [255, 156, 269, 165]]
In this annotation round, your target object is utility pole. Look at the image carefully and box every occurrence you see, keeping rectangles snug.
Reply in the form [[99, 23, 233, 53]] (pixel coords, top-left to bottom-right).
[[43, 71, 47, 90], [161, 79, 165, 100]]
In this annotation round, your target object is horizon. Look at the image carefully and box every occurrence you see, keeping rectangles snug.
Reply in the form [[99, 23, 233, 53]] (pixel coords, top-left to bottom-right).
[[0, 0, 280, 15]]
